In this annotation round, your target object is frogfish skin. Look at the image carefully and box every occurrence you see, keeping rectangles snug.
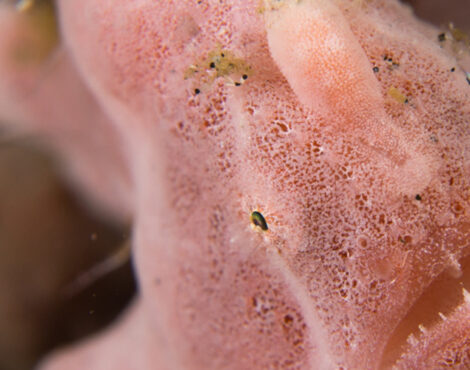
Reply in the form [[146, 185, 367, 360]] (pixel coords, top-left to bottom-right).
[[0, 0, 469, 369]]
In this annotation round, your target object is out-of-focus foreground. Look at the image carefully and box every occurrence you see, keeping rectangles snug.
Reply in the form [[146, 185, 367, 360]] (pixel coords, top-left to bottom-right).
[[0, 135, 135, 370]]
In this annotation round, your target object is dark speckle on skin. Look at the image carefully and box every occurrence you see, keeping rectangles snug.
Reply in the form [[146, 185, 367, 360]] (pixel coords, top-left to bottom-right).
[[251, 211, 268, 231]]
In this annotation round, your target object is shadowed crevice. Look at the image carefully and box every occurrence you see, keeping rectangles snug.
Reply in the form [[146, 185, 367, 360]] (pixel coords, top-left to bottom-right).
[[380, 251, 470, 368]]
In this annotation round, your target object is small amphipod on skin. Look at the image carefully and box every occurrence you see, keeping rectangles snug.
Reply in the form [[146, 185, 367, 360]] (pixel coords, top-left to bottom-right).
[[250, 211, 268, 231], [264, 0, 383, 126]]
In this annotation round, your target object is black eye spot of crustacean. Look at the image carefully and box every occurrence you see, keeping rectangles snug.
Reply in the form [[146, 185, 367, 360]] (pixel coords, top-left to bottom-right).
[[251, 211, 268, 231]]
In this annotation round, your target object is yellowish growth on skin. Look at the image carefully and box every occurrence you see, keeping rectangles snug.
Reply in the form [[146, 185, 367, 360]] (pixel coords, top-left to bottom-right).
[[185, 44, 252, 92], [257, 0, 267, 14], [388, 86, 408, 104], [258, 0, 301, 14], [11, 0, 59, 65]]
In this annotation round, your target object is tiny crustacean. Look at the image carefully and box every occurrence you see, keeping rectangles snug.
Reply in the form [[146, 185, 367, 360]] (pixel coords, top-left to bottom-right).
[[250, 211, 268, 231]]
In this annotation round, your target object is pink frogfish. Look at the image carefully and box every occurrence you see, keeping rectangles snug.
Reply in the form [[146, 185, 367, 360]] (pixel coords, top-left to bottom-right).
[[1, 0, 469, 368]]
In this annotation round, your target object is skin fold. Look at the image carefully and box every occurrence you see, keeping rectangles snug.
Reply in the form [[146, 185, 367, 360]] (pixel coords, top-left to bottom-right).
[[1, 0, 469, 368]]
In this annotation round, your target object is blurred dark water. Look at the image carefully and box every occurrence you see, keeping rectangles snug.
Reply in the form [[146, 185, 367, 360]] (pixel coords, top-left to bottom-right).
[[0, 138, 135, 370], [403, 0, 470, 32]]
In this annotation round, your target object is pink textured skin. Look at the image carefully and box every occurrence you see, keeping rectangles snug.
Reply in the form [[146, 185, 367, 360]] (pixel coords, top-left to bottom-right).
[[1, 0, 470, 368]]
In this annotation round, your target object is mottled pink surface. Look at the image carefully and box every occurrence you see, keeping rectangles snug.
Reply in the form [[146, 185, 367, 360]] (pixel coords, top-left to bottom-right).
[[1, 0, 470, 368]]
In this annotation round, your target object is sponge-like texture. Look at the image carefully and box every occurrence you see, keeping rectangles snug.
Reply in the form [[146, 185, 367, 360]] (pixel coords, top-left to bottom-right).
[[2, 0, 470, 369]]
